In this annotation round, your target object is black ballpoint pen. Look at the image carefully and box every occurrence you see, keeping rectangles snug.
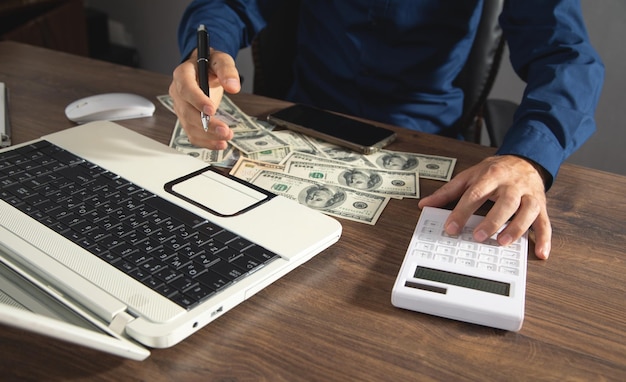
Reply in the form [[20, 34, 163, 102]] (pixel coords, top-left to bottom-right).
[[197, 24, 210, 132]]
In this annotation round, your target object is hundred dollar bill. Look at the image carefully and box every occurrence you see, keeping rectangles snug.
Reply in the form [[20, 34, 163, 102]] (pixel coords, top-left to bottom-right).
[[281, 151, 357, 167], [368, 149, 456, 182], [218, 96, 264, 133], [285, 160, 419, 198], [158, 94, 262, 133], [157, 94, 175, 113], [302, 135, 378, 168], [272, 130, 325, 156], [246, 146, 291, 164], [229, 157, 286, 182], [229, 129, 290, 154], [169, 119, 232, 164], [249, 171, 389, 225]]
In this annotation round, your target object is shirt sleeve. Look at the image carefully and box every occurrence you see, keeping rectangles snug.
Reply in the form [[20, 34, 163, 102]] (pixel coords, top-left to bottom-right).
[[177, 0, 270, 61], [497, 0, 605, 189]]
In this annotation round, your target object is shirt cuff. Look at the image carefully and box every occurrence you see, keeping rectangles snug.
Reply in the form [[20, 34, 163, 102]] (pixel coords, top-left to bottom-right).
[[496, 123, 565, 190]]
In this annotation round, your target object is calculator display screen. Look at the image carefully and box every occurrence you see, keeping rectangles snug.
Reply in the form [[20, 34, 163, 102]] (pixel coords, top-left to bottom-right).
[[414, 267, 510, 296]]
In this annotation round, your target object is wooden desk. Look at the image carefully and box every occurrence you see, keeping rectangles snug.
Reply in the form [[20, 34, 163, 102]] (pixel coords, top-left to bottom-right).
[[1, 41, 624, 381]]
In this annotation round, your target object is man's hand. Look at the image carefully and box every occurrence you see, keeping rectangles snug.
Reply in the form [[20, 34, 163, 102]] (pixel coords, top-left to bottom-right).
[[168, 48, 241, 150], [418, 155, 551, 259]]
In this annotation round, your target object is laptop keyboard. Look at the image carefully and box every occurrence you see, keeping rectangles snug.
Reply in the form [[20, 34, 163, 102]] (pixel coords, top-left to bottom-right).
[[0, 140, 280, 310]]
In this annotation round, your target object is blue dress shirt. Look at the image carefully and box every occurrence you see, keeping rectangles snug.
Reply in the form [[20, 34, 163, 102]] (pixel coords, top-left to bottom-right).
[[178, 0, 604, 188]]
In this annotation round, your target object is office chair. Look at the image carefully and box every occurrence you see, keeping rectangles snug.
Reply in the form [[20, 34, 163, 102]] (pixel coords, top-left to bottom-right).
[[251, 0, 515, 147]]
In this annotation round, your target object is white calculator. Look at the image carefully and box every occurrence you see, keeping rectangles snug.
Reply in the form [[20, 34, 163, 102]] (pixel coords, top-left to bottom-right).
[[392, 206, 528, 331]]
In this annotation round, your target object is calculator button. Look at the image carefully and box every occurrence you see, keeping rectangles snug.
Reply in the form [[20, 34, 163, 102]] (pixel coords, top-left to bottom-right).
[[501, 250, 520, 259], [478, 254, 497, 264], [459, 242, 478, 251], [437, 237, 457, 246], [507, 244, 521, 251], [435, 245, 455, 256], [415, 242, 435, 251], [441, 230, 458, 238], [417, 234, 437, 242], [478, 262, 497, 271], [421, 227, 438, 235], [457, 250, 477, 259], [499, 266, 519, 276], [423, 220, 441, 228], [455, 258, 476, 267], [460, 233, 474, 242], [461, 226, 474, 234], [412, 250, 433, 260], [500, 258, 519, 268], [485, 238, 500, 247], [479, 246, 499, 256], [433, 254, 453, 263]]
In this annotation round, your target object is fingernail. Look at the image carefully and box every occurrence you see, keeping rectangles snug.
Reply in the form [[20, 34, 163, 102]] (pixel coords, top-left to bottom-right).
[[474, 230, 488, 242], [499, 234, 512, 246], [214, 125, 227, 136], [446, 221, 460, 235], [537, 243, 551, 260], [225, 78, 240, 90], [203, 105, 212, 115]]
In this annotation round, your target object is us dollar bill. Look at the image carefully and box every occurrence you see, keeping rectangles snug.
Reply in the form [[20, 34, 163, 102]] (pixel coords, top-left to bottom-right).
[[229, 157, 286, 182], [169, 119, 236, 165], [285, 160, 419, 198], [280, 151, 350, 167], [368, 149, 456, 181], [218, 95, 264, 133], [249, 171, 389, 225], [272, 130, 325, 156], [245, 146, 291, 164], [157, 94, 175, 113], [229, 129, 290, 155], [302, 136, 378, 168], [159, 94, 262, 133]]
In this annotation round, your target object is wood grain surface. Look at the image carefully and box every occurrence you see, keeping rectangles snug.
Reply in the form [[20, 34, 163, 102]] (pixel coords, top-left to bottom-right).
[[1, 41, 624, 381]]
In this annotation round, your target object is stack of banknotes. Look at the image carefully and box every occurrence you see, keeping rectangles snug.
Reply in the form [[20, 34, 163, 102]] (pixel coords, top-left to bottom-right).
[[158, 95, 456, 225]]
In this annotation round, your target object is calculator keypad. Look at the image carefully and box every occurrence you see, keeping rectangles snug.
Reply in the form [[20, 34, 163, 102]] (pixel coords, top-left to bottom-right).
[[413, 219, 523, 276]]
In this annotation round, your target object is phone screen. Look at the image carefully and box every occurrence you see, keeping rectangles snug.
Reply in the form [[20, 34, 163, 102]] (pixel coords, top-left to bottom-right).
[[267, 104, 396, 153]]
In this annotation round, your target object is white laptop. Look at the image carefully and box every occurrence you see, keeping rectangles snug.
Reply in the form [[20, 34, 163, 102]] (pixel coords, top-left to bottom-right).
[[0, 121, 342, 360]]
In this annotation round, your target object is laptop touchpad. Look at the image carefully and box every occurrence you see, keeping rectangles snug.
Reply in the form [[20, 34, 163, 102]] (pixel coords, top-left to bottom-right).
[[165, 167, 273, 217]]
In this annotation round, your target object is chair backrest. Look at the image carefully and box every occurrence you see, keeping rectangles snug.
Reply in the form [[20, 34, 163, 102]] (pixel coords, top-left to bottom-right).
[[251, 0, 505, 144], [251, 1, 300, 100], [453, 0, 505, 142]]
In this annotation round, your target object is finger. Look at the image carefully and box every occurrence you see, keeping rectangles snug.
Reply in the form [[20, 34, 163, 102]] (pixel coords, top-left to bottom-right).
[[472, 190, 521, 243], [445, 175, 497, 236], [418, 175, 467, 209], [186, 117, 233, 150], [493, 193, 539, 246], [531, 210, 552, 260], [171, 56, 219, 118], [210, 50, 241, 94]]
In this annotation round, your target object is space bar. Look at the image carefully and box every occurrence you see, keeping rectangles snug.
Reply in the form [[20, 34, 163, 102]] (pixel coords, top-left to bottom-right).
[[145, 196, 207, 227]]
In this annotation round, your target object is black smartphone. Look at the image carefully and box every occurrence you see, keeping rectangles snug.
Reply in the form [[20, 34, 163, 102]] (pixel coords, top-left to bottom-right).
[[267, 104, 397, 154]]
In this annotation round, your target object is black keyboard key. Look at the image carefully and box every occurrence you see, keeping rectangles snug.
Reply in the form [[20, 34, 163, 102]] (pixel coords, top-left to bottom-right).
[[145, 197, 207, 228], [213, 230, 237, 245], [184, 283, 215, 302], [231, 254, 262, 273], [195, 270, 231, 292], [170, 293, 195, 309], [245, 245, 280, 263], [209, 258, 245, 280]]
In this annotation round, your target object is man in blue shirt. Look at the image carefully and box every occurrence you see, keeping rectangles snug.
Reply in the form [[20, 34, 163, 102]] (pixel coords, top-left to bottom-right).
[[169, 0, 604, 260]]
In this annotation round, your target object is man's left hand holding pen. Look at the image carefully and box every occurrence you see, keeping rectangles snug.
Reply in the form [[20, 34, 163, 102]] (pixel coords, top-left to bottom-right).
[[169, 25, 241, 151]]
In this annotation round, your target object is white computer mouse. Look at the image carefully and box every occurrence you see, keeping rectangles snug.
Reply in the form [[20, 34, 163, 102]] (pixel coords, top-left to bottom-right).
[[64, 93, 155, 123]]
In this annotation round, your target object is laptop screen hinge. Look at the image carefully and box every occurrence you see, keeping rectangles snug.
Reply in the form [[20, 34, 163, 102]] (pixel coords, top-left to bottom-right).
[[109, 311, 135, 335]]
